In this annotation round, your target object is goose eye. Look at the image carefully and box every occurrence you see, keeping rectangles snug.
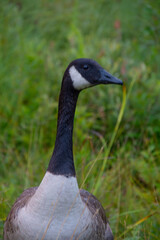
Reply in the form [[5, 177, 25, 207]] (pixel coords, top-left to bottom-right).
[[83, 65, 89, 70]]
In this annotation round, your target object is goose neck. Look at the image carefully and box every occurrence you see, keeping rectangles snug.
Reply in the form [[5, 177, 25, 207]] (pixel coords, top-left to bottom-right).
[[48, 79, 79, 177]]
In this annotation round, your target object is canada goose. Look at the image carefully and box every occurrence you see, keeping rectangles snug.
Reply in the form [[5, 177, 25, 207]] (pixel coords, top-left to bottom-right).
[[4, 58, 123, 240]]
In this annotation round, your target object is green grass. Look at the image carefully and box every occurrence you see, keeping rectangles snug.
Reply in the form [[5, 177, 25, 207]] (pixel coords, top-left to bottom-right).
[[0, 0, 160, 239]]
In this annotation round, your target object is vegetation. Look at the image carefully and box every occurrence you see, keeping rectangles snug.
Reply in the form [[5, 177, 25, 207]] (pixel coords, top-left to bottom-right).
[[0, 0, 159, 239]]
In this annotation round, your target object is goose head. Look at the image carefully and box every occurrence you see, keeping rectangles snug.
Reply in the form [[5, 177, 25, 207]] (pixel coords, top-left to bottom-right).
[[64, 58, 123, 91]]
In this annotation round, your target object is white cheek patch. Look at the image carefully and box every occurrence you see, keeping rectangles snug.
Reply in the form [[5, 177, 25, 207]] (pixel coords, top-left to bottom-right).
[[69, 65, 92, 90]]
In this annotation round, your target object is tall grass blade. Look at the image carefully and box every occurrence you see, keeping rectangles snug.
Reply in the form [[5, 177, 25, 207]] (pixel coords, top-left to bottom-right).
[[94, 84, 127, 194], [116, 211, 158, 239]]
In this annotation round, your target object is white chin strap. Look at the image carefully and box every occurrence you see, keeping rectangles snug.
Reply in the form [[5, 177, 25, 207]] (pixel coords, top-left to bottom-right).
[[69, 66, 92, 90]]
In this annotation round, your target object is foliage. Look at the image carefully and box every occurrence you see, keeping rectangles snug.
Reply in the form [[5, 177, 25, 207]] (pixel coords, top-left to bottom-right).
[[0, 0, 160, 239]]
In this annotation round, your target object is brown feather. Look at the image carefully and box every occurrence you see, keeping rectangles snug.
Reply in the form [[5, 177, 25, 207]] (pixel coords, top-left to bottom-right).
[[3, 187, 37, 239], [80, 189, 113, 240]]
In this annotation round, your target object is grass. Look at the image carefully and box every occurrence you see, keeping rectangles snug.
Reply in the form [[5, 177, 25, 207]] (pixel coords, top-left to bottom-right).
[[0, 0, 160, 239]]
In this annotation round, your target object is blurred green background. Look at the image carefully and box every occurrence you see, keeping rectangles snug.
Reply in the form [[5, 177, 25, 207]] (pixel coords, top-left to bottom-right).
[[0, 0, 160, 239]]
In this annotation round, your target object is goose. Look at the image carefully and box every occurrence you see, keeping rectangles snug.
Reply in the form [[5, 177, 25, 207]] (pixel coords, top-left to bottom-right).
[[4, 58, 123, 240]]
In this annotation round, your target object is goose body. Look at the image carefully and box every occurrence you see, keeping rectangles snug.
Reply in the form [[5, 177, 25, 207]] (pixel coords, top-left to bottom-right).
[[4, 58, 122, 240]]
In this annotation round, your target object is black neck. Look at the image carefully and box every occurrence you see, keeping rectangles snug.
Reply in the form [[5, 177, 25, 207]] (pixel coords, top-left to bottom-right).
[[47, 75, 79, 177]]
